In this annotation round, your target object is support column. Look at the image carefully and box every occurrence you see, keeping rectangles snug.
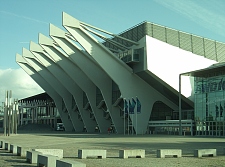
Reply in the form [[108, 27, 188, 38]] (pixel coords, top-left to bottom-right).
[[8, 90, 12, 136], [23, 49, 77, 131], [16, 54, 74, 131], [11, 101, 15, 134], [62, 13, 178, 134], [39, 34, 111, 133], [31, 107, 34, 124], [179, 74, 182, 136], [50, 25, 123, 133], [14, 99, 18, 134], [20, 107, 23, 126], [35, 107, 38, 123], [3, 91, 8, 136], [29, 46, 85, 131]]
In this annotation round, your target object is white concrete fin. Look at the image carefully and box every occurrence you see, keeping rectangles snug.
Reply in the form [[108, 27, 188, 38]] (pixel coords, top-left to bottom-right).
[[62, 12, 80, 28], [50, 24, 65, 38], [17, 61, 35, 75], [50, 24, 74, 57], [32, 52, 53, 67], [30, 41, 44, 53], [64, 19, 132, 73], [22, 51, 43, 72], [39, 34, 65, 61], [49, 24, 77, 52], [50, 35, 74, 56], [16, 53, 35, 75], [33, 52, 53, 67], [41, 43, 64, 61], [22, 48, 35, 59], [16, 53, 27, 63], [51, 31, 85, 57], [39, 33, 54, 46], [22, 57, 42, 72], [30, 41, 54, 66]]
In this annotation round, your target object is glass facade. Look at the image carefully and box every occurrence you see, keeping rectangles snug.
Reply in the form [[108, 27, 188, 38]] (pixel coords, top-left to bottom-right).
[[194, 75, 225, 136], [148, 101, 194, 135]]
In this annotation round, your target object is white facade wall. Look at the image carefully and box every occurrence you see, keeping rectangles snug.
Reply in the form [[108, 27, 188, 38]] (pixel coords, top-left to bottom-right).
[[146, 36, 217, 101]]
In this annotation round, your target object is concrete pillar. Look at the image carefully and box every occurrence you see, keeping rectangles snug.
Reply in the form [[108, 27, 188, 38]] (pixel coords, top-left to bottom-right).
[[16, 54, 74, 131], [13, 102, 16, 133], [27, 44, 84, 132], [62, 13, 179, 134], [50, 25, 123, 133], [11, 102, 15, 134], [20, 107, 23, 126], [34, 107, 37, 124], [3, 91, 8, 136], [7, 90, 12, 136], [31, 107, 34, 124], [22, 48, 77, 131], [39, 34, 110, 133]]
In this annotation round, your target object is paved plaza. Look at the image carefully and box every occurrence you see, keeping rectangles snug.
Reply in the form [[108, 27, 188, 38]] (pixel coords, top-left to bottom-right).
[[0, 130, 225, 167]]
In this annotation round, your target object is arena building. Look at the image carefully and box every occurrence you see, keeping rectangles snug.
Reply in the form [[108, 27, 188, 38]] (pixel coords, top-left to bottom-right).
[[16, 12, 225, 136]]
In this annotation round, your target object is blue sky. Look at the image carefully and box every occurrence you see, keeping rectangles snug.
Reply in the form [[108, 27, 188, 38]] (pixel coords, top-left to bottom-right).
[[0, 0, 225, 102]]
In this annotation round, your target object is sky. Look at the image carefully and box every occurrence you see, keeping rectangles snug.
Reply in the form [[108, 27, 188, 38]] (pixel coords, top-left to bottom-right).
[[0, 0, 225, 104]]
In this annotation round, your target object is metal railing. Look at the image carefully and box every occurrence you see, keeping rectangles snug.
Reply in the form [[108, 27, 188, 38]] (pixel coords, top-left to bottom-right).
[[146, 22, 225, 62], [104, 21, 225, 63]]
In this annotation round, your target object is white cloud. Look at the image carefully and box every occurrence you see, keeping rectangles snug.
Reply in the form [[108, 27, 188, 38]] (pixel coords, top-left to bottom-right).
[[0, 68, 44, 104], [155, 0, 225, 38]]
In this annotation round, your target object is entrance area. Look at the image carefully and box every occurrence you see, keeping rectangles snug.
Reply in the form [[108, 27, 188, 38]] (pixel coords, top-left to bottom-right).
[[148, 120, 194, 136]]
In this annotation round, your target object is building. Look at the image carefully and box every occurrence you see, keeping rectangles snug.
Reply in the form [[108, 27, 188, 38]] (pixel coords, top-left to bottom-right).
[[18, 93, 60, 130], [182, 63, 225, 136], [16, 12, 225, 136]]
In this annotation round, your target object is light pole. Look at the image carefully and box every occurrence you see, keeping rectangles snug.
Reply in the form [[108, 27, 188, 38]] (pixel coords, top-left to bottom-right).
[[4, 91, 8, 136], [179, 74, 182, 136]]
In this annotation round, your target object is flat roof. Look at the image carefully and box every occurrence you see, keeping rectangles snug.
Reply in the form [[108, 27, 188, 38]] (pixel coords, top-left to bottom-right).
[[181, 63, 225, 78], [19, 92, 52, 102]]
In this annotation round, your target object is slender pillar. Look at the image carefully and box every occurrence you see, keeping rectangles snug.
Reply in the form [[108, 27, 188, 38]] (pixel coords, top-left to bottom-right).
[[179, 74, 182, 135], [20, 107, 23, 126], [36, 106, 38, 123], [11, 101, 15, 134], [14, 99, 18, 134], [8, 90, 12, 136], [3, 91, 8, 136], [31, 107, 34, 123]]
